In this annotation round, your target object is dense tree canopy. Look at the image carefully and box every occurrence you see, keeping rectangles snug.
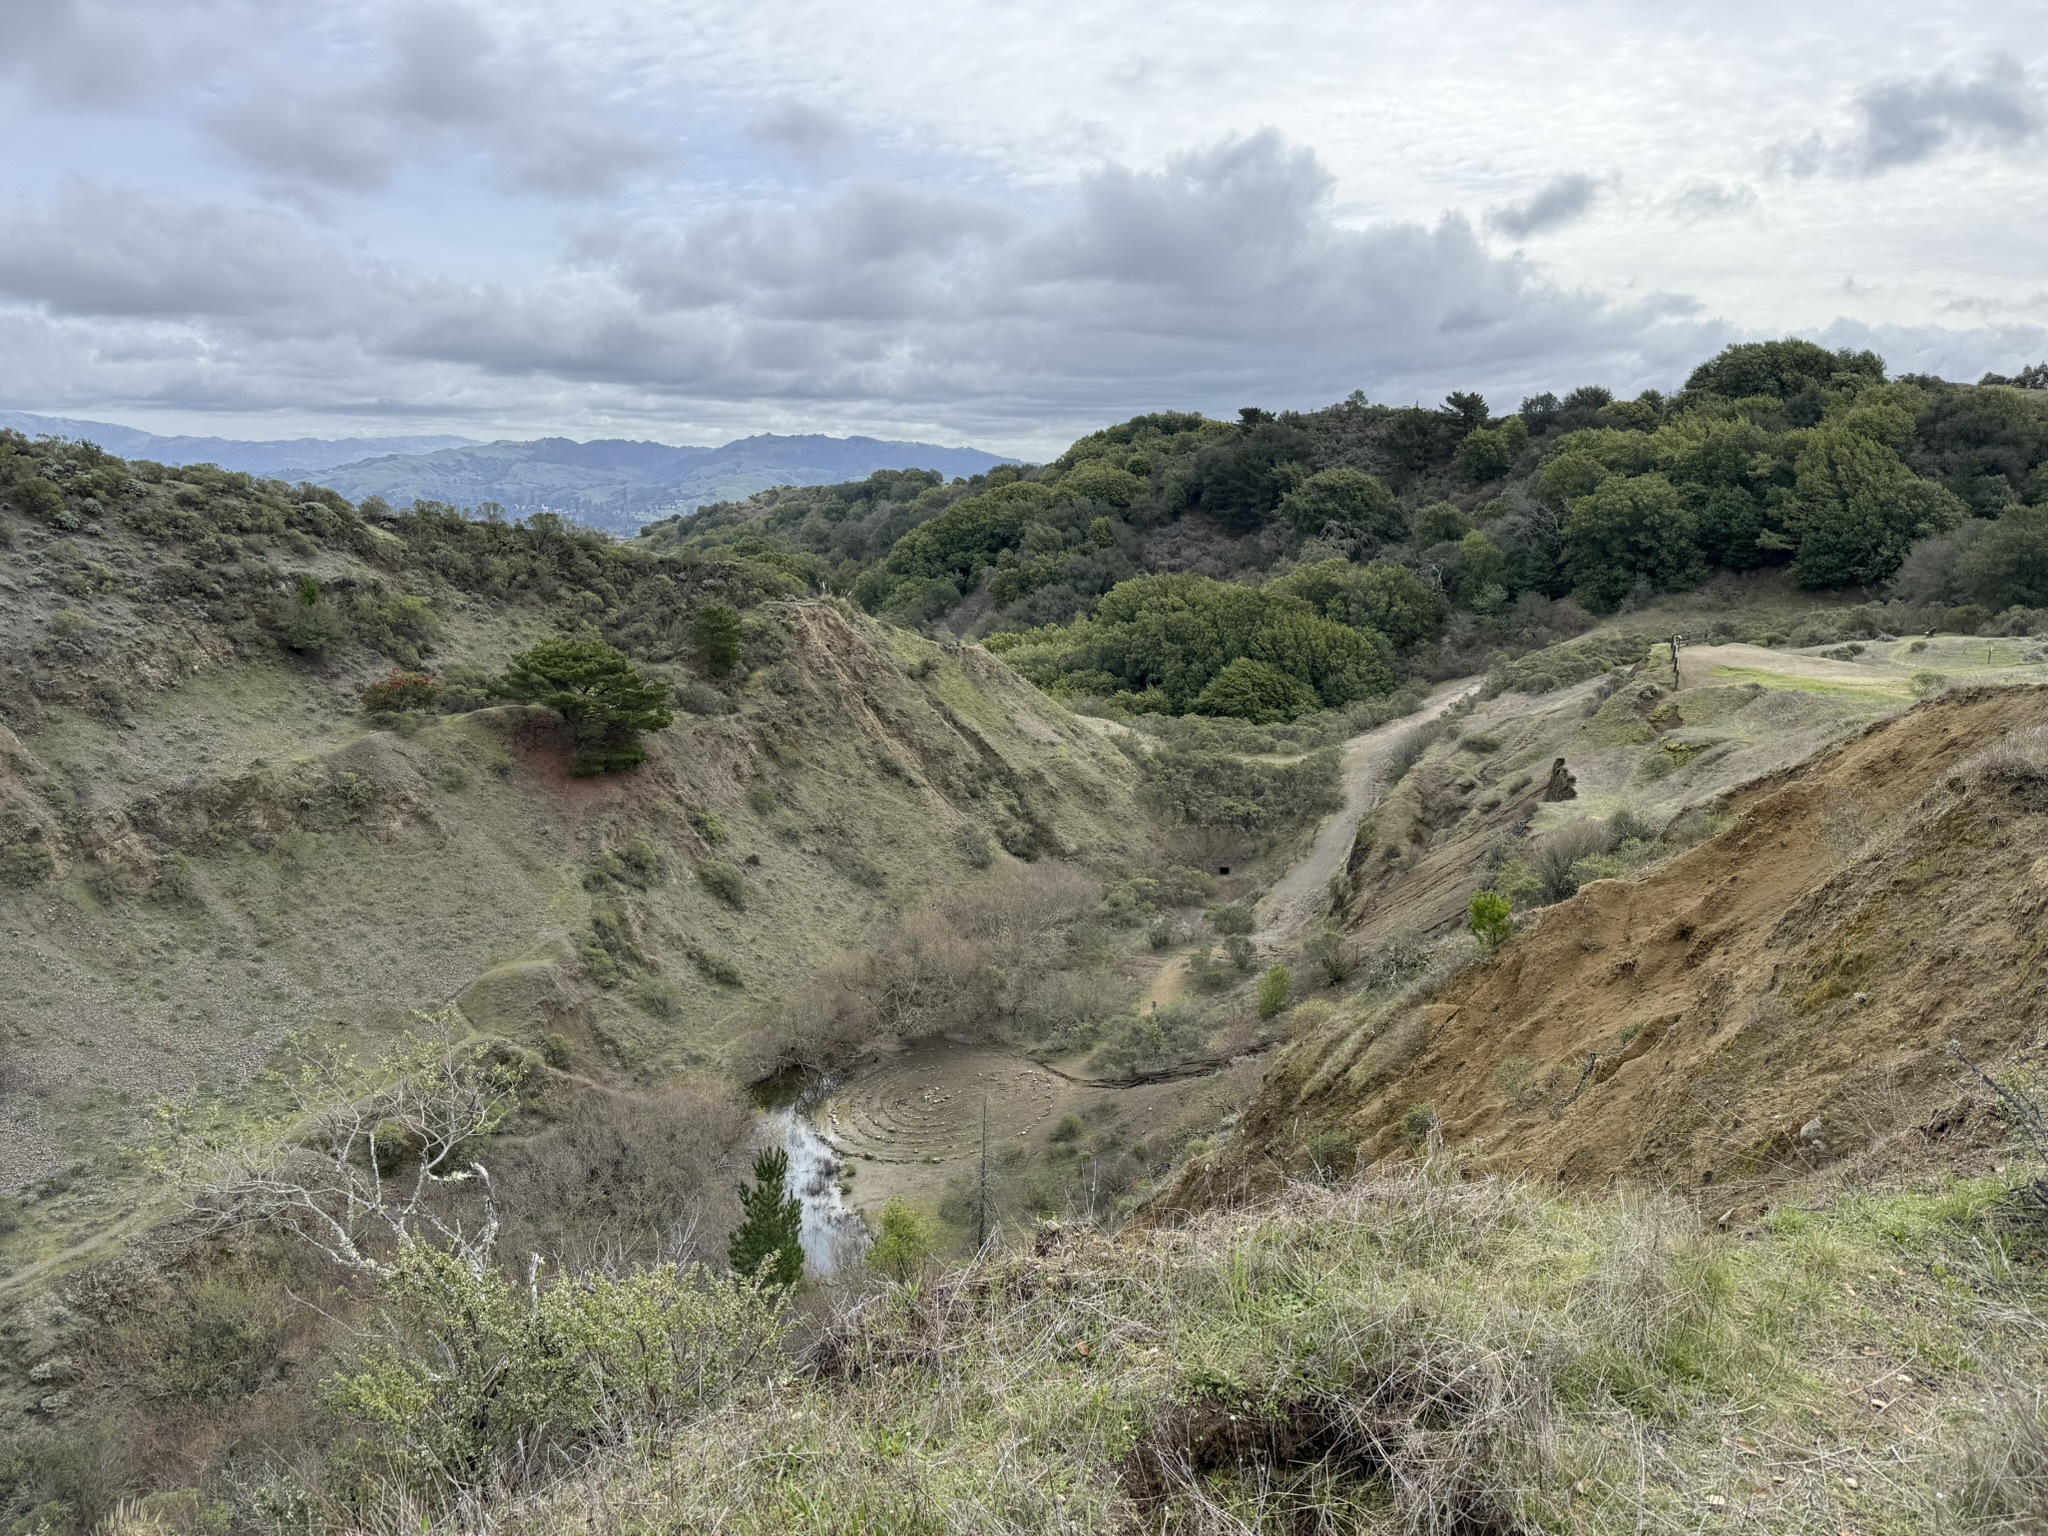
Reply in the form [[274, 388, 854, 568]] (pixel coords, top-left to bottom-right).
[[989, 572, 1394, 720], [627, 338, 2048, 717], [1278, 466, 1406, 544]]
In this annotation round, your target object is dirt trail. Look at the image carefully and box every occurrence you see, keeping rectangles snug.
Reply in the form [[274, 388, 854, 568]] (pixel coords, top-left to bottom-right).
[[1253, 678, 1480, 945], [1172, 684, 2048, 1220]]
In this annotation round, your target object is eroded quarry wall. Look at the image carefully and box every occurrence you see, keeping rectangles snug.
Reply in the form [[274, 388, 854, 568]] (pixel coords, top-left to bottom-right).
[[1180, 687, 2048, 1220]]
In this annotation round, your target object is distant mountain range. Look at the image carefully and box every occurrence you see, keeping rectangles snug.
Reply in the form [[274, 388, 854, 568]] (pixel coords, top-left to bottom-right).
[[314, 434, 1017, 534], [0, 412, 1016, 535], [0, 412, 477, 479]]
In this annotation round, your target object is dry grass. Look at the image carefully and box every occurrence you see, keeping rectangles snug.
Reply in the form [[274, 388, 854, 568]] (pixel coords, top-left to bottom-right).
[[276, 1163, 2038, 1536]]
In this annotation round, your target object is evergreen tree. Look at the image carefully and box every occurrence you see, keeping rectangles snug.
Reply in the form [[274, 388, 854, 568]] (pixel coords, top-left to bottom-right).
[[727, 1147, 804, 1288], [496, 636, 673, 776], [689, 603, 742, 678]]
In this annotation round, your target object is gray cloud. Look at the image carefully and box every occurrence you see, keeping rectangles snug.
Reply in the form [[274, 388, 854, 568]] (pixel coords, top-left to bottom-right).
[[1854, 55, 2039, 171], [1670, 180, 1758, 222], [0, 135, 1718, 433], [0, 184, 372, 318], [206, 1, 664, 198], [1485, 174, 1600, 239], [749, 100, 853, 161], [0, 0, 249, 106], [1778, 55, 2042, 178]]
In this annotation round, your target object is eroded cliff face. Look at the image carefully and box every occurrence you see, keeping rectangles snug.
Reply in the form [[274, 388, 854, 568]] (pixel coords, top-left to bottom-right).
[[1170, 686, 2048, 1220]]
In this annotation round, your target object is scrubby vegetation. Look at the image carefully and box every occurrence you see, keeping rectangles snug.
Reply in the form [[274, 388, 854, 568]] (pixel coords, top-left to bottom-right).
[[5, 348, 2048, 1535], [23, 1158, 2041, 1534], [640, 341, 2048, 725]]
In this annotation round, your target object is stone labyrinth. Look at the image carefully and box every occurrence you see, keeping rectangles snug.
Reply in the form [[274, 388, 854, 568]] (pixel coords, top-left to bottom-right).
[[822, 1042, 1062, 1164]]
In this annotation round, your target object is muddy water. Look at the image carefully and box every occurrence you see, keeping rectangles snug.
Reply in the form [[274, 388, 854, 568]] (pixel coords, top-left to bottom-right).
[[766, 1107, 866, 1274]]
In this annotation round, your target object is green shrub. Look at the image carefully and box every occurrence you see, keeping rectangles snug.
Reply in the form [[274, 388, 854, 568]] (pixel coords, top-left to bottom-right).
[[697, 860, 747, 909], [1306, 1130, 1355, 1180], [1256, 965, 1293, 1019], [989, 570, 1395, 719], [585, 838, 667, 891], [1384, 719, 1447, 782], [1207, 903, 1255, 936], [275, 577, 350, 656], [1278, 466, 1405, 542], [1531, 820, 1613, 904], [13, 475, 64, 522], [321, 1241, 787, 1498], [688, 806, 728, 845], [1141, 746, 1342, 832], [1493, 1055, 1538, 1107], [1305, 933, 1353, 987], [1469, 890, 1514, 952], [868, 1199, 937, 1281], [1399, 1101, 1439, 1147], [692, 948, 743, 987], [541, 1033, 573, 1069], [1091, 1007, 1208, 1076], [630, 977, 682, 1018], [675, 680, 737, 715]]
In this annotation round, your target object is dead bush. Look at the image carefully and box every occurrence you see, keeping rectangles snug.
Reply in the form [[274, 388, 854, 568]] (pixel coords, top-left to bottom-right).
[[1530, 820, 1612, 904], [743, 864, 1113, 1073], [492, 1084, 752, 1270]]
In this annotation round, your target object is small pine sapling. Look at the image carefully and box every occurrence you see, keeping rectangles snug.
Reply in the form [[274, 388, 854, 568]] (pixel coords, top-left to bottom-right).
[[728, 1147, 803, 1288], [1469, 890, 1514, 952]]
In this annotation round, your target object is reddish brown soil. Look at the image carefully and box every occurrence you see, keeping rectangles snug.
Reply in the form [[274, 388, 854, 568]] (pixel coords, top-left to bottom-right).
[[1175, 687, 2048, 1220]]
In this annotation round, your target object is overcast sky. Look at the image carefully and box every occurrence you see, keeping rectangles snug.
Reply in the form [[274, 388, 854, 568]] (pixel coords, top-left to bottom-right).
[[2, 0, 2044, 455]]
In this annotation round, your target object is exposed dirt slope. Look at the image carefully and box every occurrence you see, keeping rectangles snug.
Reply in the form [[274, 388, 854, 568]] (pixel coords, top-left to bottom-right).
[[1175, 687, 2048, 1218], [1327, 659, 1913, 956], [1252, 677, 1478, 943]]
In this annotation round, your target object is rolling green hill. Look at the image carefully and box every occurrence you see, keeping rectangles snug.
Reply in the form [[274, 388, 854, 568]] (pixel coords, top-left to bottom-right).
[[4, 345, 2048, 1535]]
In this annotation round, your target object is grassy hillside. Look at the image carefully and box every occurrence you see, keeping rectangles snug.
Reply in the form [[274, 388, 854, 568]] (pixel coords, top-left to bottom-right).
[[5, 373, 2048, 1534], [0, 437, 1152, 1277]]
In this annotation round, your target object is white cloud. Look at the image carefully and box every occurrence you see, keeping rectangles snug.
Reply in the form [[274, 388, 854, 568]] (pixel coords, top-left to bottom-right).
[[1, 1, 2045, 439]]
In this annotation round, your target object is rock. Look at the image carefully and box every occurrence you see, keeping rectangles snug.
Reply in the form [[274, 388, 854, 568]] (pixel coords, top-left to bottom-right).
[[27, 1356, 75, 1384], [1541, 758, 1578, 802]]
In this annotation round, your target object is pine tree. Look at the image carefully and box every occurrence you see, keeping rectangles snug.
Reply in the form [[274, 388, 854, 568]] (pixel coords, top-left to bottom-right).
[[690, 603, 742, 678], [495, 636, 673, 776], [727, 1147, 803, 1288]]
